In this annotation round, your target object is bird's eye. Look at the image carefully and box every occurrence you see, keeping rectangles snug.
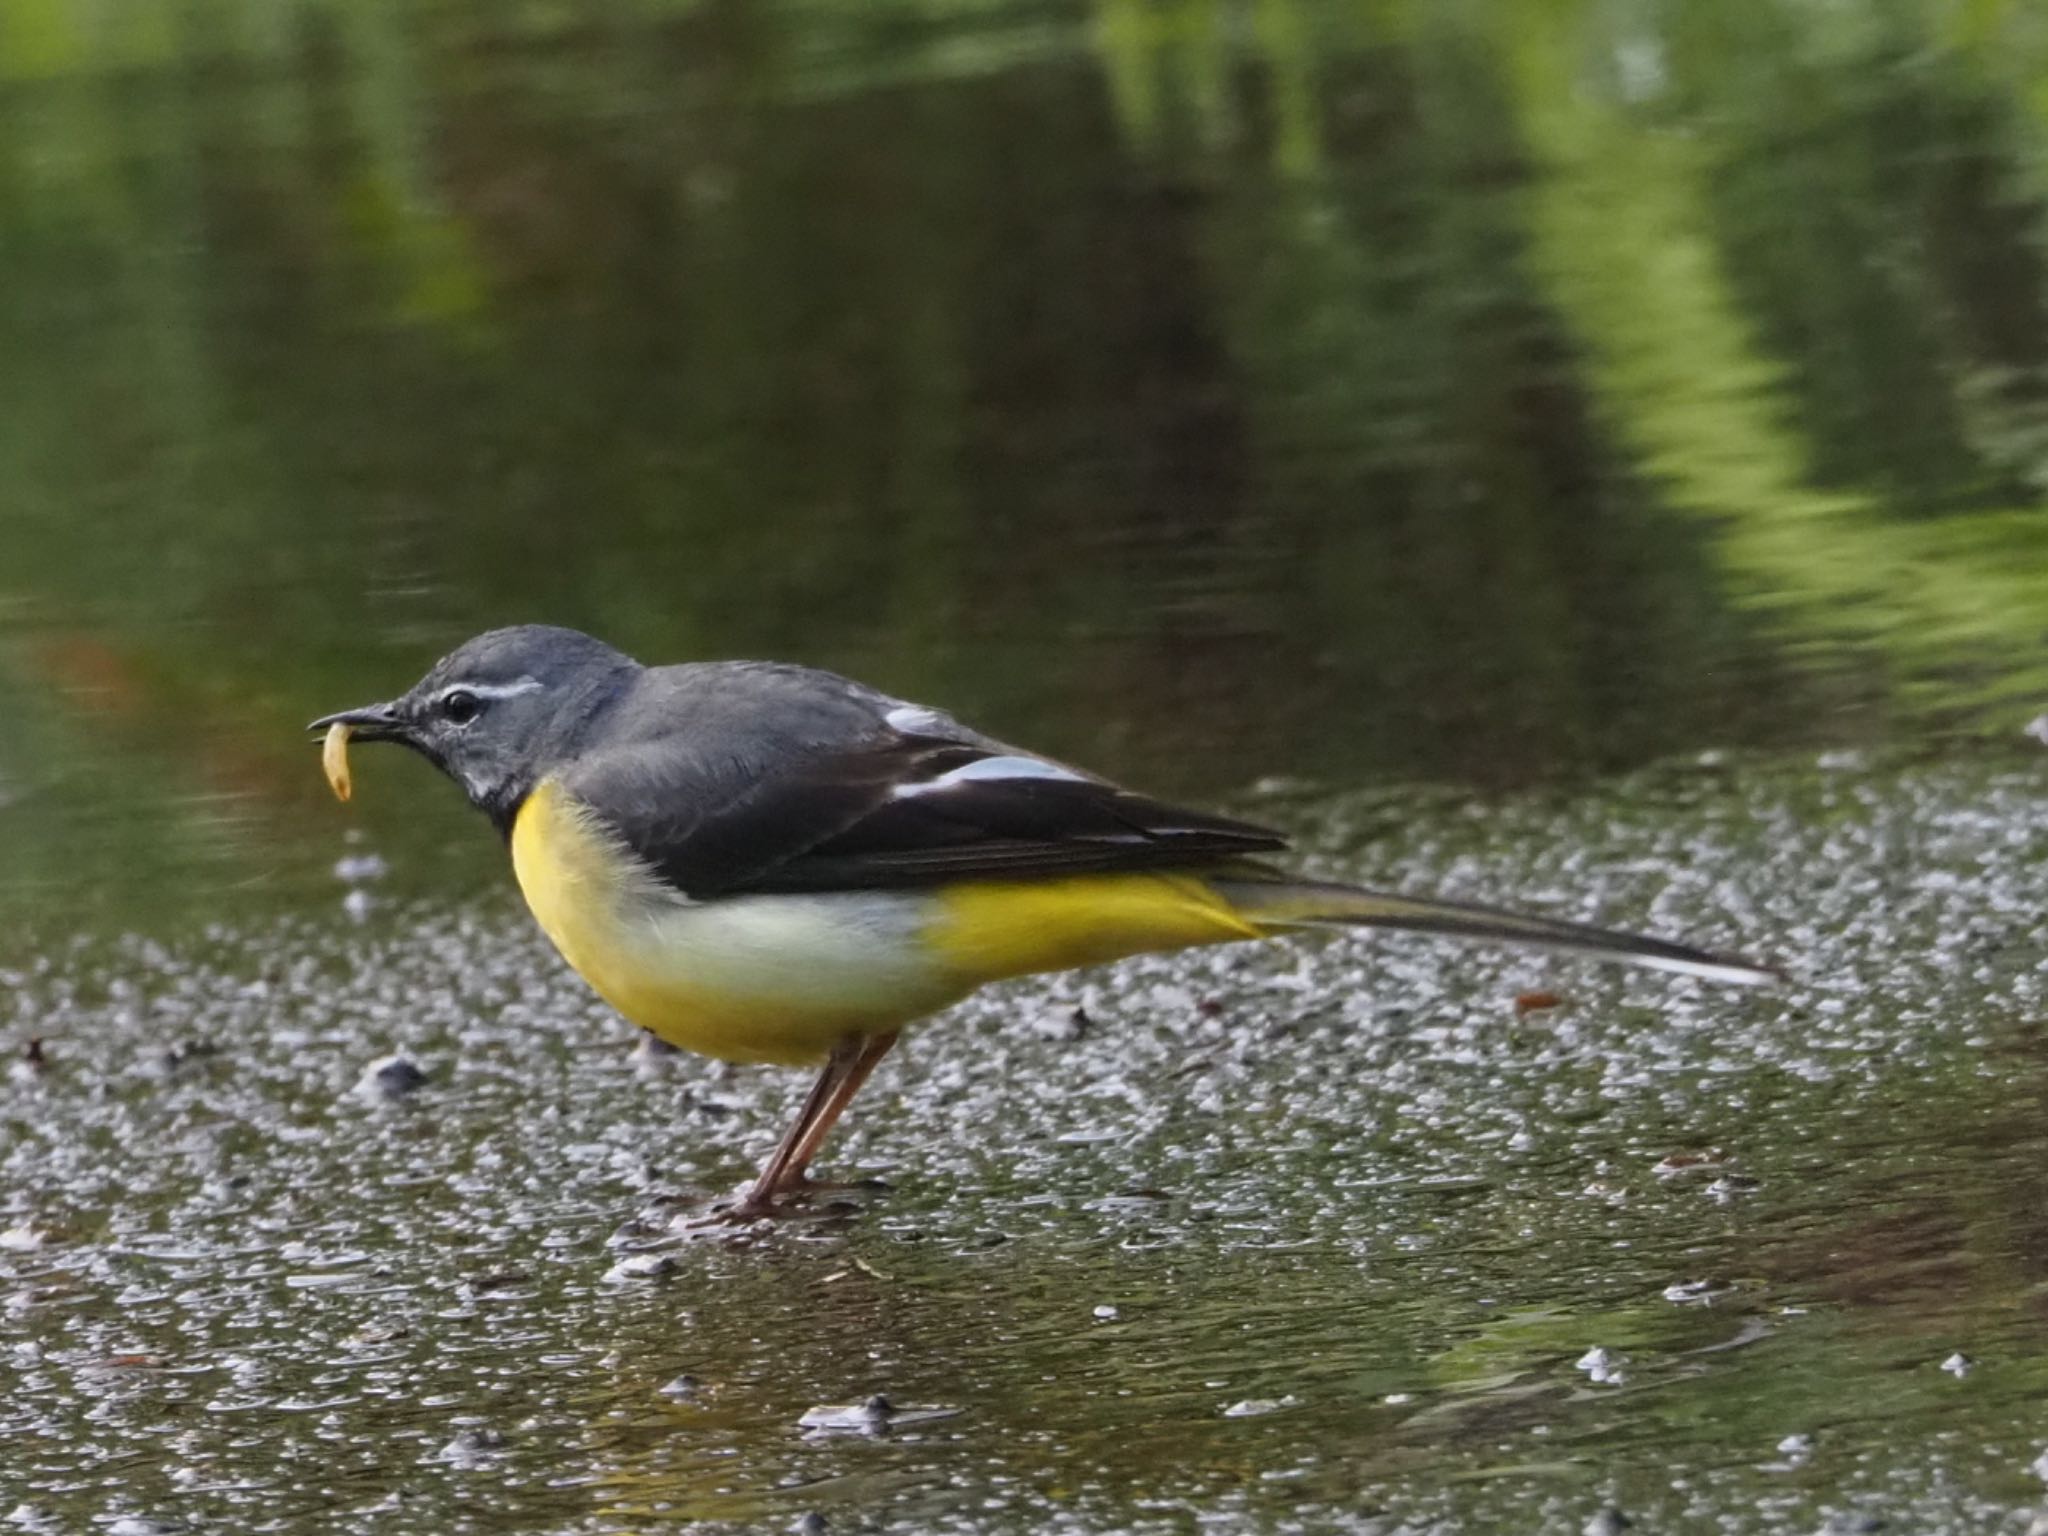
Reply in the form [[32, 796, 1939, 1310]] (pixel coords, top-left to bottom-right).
[[440, 689, 482, 725]]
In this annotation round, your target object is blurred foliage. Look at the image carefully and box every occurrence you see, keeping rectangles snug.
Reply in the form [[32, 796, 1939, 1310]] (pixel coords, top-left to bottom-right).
[[2, 0, 2048, 927]]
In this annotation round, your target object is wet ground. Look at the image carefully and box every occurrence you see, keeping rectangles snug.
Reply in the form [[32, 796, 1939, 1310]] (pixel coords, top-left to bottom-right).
[[10, 748, 2048, 1534]]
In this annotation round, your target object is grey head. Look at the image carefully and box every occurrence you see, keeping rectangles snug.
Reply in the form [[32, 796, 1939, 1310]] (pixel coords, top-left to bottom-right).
[[311, 625, 640, 828]]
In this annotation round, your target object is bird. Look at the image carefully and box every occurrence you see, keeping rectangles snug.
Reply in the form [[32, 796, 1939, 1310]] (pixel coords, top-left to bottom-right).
[[312, 624, 1773, 1219]]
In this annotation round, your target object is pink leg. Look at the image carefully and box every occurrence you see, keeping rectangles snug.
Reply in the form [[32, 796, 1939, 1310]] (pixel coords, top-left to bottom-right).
[[775, 1031, 900, 1196], [727, 1032, 899, 1218]]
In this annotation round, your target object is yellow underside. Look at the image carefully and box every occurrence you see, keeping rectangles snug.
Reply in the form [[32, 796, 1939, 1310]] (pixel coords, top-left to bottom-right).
[[508, 779, 1265, 1065], [922, 871, 1262, 979]]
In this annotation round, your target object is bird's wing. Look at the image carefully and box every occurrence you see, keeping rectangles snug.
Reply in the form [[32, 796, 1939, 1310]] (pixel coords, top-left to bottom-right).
[[556, 668, 1287, 899]]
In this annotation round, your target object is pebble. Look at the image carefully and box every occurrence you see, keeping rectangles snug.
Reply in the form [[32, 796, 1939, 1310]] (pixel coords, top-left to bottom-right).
[[797, 1396, 960, 1434], [1221, 1397, 1294, 1418], [354, 1053, 426, 1101], [1662, 1279, 1724, 1305], [1575, 1347, 1625, 1386], [152, 1040, 217, 1079], [439, 1426, 509, 1464], [9, 1038, 48, 1084], [631, 1033, 683, 1075], [604, 1252, 678, 1283], [1036, 1006, 1092, 1042]]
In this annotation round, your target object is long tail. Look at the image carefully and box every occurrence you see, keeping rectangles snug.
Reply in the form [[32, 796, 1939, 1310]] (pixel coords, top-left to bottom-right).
[[1211, 875, 1778, 987]]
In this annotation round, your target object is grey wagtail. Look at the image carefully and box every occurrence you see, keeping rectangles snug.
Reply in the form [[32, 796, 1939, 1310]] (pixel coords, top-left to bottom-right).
[[313, 625, 1772, 1218]]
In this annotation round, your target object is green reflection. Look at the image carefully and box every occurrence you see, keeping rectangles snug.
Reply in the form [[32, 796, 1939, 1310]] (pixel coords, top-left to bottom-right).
[[1511, 0, 2048, 718], [1, 0, 2047, 937]]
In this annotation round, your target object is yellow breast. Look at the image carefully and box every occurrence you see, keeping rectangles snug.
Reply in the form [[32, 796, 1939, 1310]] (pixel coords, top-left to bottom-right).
[[508, 780, 969, 1065], [508, 779, 1268, 1067]]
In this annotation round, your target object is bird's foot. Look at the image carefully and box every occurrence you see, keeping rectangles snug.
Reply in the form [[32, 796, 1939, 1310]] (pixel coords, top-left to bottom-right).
[[670, 1175, 889, 1235], [671, 1191, 799, 1229], [668, 1198, 793, 1237], [772, 1173, 893, 1201]]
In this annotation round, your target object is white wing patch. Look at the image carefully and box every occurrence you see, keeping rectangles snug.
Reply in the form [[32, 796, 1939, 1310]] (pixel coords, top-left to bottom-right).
[[884, 704, 952, 736], [892, 755, 1089, 799]]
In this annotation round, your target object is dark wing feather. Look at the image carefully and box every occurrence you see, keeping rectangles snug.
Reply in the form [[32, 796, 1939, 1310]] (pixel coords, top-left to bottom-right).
[[754, 768, 1289, 892], [560, 704, 1286, 899]]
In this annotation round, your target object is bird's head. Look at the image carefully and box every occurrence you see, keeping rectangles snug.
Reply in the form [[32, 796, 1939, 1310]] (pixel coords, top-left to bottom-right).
[[311, 625, 637, 826]]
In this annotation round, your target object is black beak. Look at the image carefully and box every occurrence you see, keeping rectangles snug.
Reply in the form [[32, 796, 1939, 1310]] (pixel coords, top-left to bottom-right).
[[308, 701, 408, 742]]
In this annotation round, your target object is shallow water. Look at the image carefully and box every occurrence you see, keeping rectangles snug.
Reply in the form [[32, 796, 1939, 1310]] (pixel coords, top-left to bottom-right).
[[10, 752, 2048, 1533], [9, 1, 2048, 1531]]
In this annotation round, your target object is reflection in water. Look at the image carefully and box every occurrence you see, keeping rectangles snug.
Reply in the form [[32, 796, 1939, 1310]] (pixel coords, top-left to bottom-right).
[[2, 0, 2047, 931]]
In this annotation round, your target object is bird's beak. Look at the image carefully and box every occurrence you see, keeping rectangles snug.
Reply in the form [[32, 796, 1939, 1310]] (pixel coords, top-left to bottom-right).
[[307, 701, 408, 743]]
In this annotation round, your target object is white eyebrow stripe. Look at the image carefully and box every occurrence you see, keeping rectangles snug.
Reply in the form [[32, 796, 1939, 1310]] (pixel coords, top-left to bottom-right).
[[892, 755, 1088, 798], [442, 677, 544, 702]]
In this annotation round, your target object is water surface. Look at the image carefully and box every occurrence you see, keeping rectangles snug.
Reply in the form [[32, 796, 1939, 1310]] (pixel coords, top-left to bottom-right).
[[11, 754, 2048, 1533], [7, 1, 2048, 1531]]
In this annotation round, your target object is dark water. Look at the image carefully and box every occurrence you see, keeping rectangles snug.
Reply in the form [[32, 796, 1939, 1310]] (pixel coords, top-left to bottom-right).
[[6, 0, 2048, 935], [7, 2, 2048, 1531]]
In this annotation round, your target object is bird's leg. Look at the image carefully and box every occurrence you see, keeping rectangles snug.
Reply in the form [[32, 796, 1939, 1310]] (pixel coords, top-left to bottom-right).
[[727, 1036, 864, 1219], [772, 1030, 899, 1197]]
